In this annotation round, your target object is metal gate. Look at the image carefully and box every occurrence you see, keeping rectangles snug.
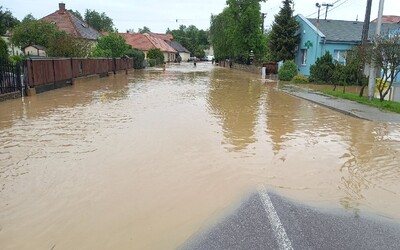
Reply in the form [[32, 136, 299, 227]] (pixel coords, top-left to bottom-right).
[[0, 58, 22, 95]]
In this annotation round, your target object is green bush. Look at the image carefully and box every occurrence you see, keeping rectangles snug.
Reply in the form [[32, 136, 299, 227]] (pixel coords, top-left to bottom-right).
[[278, 60, 297, 81], [147, 48, 164, 66], [9, 55, 24, 64], [292, 74, 308, 84], [309, 52, 335, 83], [125, 48, 145, 69]]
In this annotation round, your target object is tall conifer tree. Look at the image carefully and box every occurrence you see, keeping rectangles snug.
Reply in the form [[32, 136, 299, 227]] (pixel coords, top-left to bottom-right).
[[269, 0, 300, 62]]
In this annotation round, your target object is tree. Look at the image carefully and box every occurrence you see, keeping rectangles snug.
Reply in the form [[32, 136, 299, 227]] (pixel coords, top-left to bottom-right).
[[138, 26, 151, 34], [91, 33, 130, 57], [0, 6, 20, 35], [167, 25, 210, 58], [371, 34, 400, 102], [84, 9, 114, 32], [11, 19, 62, 48], [210, 9, 234, 60], [0, 37, 8, 60], [69, 10, 83, 20], [47, 32, 91, 57], [269, 0, 300, 62], [21, 14, 36, 23], [210, 0, 267, 63]]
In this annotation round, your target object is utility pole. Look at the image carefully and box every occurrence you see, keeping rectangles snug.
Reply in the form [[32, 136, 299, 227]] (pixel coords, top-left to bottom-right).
[[322, 3, 333, 20], [316, 3, 321, 24], [361, 0, 373, 46], [368, 0, 385, 100], [261, 13, 267, 34]]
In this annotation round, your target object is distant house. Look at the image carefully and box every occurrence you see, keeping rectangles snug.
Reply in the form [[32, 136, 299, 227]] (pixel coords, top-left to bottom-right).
[[372, 15, 400, 24], [41, 3, 101, 42], [166, 40, 191, 61], [148, 32, 191, 62], [23, 45, 47, 57], [120, 33, 177, 62], [295, 14, 400, 77], [1, 31, 23, 56]]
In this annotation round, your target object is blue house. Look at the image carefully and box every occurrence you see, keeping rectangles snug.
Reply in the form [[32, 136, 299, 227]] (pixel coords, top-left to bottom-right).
[[295, 14, 400, 79]]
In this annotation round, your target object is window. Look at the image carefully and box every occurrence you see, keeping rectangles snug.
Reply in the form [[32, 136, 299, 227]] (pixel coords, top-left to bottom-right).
[[334, 50, 347, 64], [301, 49, 307, 65]]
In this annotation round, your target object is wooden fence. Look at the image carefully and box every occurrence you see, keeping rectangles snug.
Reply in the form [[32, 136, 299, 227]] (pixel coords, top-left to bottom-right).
[[26, 57, 133, 92]]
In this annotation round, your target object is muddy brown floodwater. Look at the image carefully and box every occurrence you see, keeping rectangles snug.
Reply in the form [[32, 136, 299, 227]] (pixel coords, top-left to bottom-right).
[[1, 62, 400, 249]]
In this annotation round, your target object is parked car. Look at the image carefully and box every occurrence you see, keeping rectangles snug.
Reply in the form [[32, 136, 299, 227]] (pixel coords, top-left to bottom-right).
[[188, 57, 200, 62]]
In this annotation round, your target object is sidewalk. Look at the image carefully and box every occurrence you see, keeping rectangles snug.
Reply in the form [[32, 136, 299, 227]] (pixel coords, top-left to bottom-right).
[[281, 85, 400, 123]]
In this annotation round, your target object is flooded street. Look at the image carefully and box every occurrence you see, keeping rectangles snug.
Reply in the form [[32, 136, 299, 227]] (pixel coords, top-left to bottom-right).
[[1, 62, 400, 249]]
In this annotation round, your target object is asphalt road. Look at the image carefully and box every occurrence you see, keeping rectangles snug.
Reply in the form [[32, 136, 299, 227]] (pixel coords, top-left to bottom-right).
[[179, 187, 400, 250]]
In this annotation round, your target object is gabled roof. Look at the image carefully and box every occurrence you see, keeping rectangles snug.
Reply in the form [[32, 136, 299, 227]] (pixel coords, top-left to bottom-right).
[[167, 41, 190, 54], [23, 45, 46, 50], [304, 16, 400, 43], [120, 33, 176, 53], [41, 3, 101, 40]]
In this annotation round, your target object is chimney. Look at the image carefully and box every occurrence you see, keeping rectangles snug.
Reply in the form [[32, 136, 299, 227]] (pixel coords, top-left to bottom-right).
[[59, 2, 66, 12]]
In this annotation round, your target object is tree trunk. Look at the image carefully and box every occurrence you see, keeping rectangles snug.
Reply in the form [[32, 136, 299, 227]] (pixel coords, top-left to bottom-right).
[[359, 83, 367, 97]]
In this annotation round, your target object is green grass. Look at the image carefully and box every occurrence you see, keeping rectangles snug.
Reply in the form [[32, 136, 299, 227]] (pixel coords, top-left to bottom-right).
[[322, 90, 400, 114]]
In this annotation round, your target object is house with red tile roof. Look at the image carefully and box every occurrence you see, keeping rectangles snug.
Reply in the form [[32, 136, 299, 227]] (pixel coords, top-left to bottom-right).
[[42, 3, 101, 41], [147, 32, 192, 62], [372, 15, 400, 24], [148, 32, 174, 42], [120, 33, 176, 62]]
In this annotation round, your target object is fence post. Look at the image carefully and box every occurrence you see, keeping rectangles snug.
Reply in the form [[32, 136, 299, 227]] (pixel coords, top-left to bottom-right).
[[52, 59, 56, 88], [29, 58, 34, 88], [70, 58, 74, 85], [15, 62, 22, 96]]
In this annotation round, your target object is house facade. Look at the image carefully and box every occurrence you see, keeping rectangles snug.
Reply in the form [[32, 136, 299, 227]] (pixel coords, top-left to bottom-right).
[[167, 40, 191, 61], [148, 32, 191, 62], [295, 14, 400, 78], [23, 45, 47, 57], [2, 31, 23, 57]]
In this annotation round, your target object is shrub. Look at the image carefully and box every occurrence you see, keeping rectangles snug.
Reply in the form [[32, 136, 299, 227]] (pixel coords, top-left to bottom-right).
[[125, 48, 145, 69], [9, 55, 24, 64], [278, 60, 297, 81], [309, 52, 335, 83], [292, 74, 308, 84], [147, 48, 164, 66]]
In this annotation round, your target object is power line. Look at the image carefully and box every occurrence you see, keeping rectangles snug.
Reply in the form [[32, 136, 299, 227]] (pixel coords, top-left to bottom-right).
[[306, 0, 342, 18], [327, 0, 350, 14]]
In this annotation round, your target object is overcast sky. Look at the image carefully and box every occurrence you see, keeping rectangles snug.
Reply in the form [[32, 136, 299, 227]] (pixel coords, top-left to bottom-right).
[[2, 0, 399, 33]]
